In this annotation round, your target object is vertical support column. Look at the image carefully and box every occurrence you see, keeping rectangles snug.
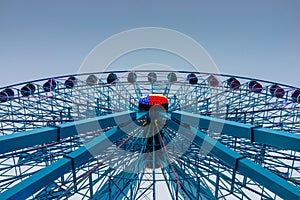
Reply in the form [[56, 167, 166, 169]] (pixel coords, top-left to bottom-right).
[[107, 96, 112, 114], [108, 176, 112, 200], [196, 176, 200, 200], [77, 104, 80, 119], [67, 107, 72, 120], [130, 184, 133, 200], [235, 108, 238, 121], [151, 82, 154, 94], [258, 144, 266, 165], [175, 183, 179, 200], [226, 104, 229, 118], [89, 174, 93, 198], [59, 111, 63, 123], [152, 123, 156, 200], [129, 96, 133, 111], [153, 170, 156, 200], [230, 170, 236, 193], [215, 174, 219, 198], [134, 83, 142, 98], [206, 99, 209, 113], [96, 98, 100, 116], [242, 176, 247, 187], [71, 164, 77, 192]]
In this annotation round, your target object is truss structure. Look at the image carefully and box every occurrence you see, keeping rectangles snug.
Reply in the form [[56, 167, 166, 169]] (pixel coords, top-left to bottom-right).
[[0, 71, 299, 199]]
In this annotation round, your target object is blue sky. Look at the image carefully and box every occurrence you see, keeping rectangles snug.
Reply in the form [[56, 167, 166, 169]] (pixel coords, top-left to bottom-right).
[[0, 0, 299, 87]]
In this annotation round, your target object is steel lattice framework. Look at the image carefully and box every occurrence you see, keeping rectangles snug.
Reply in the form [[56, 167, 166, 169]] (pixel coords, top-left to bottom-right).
[[0, 70, 299, 200]]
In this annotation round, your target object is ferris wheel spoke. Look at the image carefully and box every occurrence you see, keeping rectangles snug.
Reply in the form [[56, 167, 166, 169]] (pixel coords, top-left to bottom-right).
[[1, 71, 300, 199]]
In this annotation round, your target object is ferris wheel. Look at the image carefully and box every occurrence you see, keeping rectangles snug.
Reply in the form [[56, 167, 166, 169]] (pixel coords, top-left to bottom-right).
[[0, 70, 299, 199]]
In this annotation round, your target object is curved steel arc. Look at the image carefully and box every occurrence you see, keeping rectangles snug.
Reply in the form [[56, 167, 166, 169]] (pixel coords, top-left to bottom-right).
[[1, 70, 299, 91], [1, 70, 300, 199]]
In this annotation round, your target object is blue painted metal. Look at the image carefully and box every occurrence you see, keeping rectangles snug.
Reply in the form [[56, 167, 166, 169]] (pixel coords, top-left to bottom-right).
[[0, 158, 72, 200], [0, 71, 300, 199], [93, 171, 138, 200], [166, 119, 300, 200], [0, 126, 122, 200], [0, 111, 135, 154], [253, 127, 300, 151], [238, 158, 300, 199], [166, 119, 242, 168], [0, 110, 139, 200], [0, 127, 58, 154], [172, 111, 300, 151], [165, 164, 216, 200]]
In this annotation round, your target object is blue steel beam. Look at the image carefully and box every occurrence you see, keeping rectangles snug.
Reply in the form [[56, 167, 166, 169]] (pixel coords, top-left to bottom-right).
[[0, 127, 57, 154], [166, 119, 300, 200], [0, 126, 124, 200], [171, 111, 300, 151], [166, 119, 241, 168], [0, 111, 135, 154], [0, 157, 72, 200]]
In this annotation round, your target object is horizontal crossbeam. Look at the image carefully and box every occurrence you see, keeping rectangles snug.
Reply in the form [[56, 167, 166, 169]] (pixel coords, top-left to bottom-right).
[[0, 126, 123, 200], [166, 118, 300, 199], [171, 111, 300, 151], [0, 111, 137, 200], [0, 111, 135, 154]]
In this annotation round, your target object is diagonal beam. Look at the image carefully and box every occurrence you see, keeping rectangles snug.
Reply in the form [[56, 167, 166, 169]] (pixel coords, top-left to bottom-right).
[[166, 119, 300, 200], [165, 164, 216, 200], [93, 171, 138, 200], [0, 111, 135, 154], [0, 126, 123, 200], [171, 111, 300, 151]]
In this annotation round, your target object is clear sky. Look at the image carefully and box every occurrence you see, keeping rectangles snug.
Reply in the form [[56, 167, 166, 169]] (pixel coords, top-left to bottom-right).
[[0, 0, 299, 87]]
